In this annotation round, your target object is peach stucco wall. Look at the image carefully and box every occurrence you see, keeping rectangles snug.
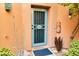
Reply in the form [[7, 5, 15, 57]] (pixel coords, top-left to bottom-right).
[[57, 5, 71, 48], [0, 3, 23, 53], [22, 4, 32, 51], [0, 3, 78, 54]]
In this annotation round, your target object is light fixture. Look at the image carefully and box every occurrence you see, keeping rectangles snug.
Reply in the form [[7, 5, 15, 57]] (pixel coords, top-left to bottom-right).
[[5, 3, 12, 12], [69, 9, 72, 18]]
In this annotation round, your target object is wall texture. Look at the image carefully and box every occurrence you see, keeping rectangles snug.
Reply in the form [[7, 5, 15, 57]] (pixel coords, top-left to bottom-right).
[[0, 3, 23, 53], [0, 3, 78, 54]]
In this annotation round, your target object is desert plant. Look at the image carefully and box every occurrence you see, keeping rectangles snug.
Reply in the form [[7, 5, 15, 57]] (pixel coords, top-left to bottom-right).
[[0, 48, 15, 56], [64, 40, 79, 56], [54, 36, 63, 52]]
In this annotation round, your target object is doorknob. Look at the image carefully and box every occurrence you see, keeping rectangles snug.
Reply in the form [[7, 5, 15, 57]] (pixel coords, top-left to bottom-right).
[[32, 25, 33, 29]]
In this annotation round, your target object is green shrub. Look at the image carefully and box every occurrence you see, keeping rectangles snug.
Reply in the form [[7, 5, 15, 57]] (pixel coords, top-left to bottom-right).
[[0, 48, 15, 56], [71, 40, 79, 48], [64, 40, 79, 56]]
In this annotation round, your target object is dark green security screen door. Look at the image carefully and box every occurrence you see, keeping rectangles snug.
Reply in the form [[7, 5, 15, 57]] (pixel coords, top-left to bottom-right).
[[32, 8, 48, 47]]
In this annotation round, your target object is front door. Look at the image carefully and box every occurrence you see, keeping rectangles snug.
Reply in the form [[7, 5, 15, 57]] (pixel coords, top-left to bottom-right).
[[32, 8, 48, 47]]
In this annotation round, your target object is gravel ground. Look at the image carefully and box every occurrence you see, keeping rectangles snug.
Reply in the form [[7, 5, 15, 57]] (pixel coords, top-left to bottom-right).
[[50, 48, 68, 56]]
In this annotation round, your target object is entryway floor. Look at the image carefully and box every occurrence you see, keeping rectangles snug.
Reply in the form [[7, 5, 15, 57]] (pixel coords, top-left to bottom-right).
[[16, 48, 68, 56]]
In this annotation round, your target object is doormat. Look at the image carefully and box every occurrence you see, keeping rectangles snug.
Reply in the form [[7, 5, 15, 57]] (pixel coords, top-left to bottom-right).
[[33, 48, 53, 56]]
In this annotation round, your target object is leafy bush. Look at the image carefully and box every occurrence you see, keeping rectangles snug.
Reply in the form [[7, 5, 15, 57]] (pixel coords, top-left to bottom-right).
[[64, 40, 79, 56], [0, 48, 15, 56], [71, 40, 79, 48]]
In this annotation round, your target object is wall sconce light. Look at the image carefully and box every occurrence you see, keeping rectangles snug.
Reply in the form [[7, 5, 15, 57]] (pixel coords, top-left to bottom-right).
[[69, 9, 72, 18], [5, 3, 12, 12]]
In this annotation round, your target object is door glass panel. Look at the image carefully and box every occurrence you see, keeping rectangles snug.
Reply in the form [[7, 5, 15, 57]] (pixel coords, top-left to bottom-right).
[[34, 29, 44, 43], [34, 11, 45, 25]]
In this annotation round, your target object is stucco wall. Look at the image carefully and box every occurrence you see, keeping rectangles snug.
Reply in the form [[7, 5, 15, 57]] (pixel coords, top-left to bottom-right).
[[0, 3, 23, 53], [71, 15, 79, 40], [23, 4, 79, 51], [57, 5, 71, 48], [0, 3, 78, 54], [21, 4, 58, 51], [22, 4, 32, 51]]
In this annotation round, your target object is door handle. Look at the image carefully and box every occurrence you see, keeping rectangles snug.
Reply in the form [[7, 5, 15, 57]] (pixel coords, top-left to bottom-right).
[[32, 25, 33, 29]]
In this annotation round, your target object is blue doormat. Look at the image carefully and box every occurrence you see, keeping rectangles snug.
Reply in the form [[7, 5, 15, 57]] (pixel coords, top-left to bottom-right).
[[33, 48, 53, 56]]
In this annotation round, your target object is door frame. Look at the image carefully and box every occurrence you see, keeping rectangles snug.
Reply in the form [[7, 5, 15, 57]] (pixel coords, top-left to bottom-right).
[[32, 8, 48, 47]]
